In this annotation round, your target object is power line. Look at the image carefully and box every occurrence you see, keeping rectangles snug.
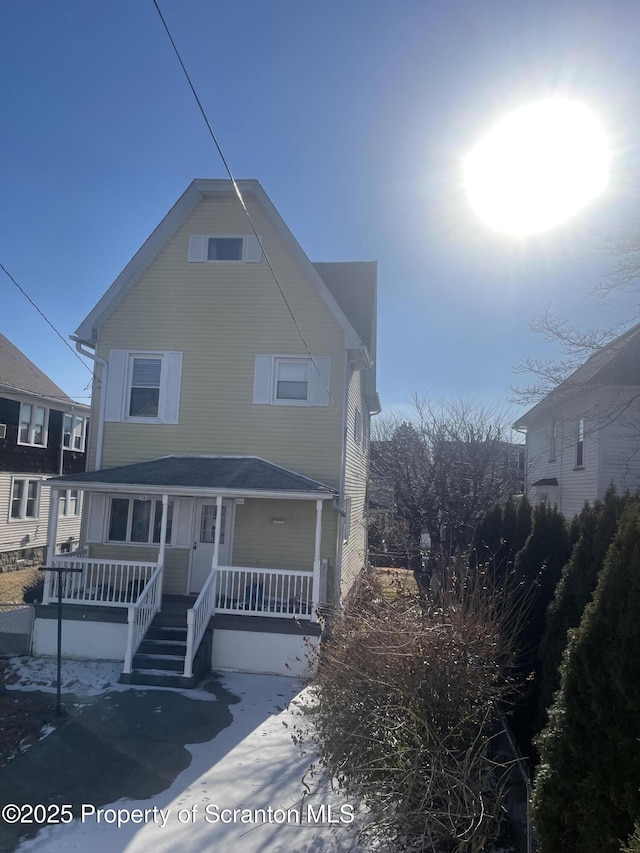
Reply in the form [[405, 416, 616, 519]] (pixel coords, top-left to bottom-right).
[[0, 262, 93, 374], [151, 0, 338, 410]]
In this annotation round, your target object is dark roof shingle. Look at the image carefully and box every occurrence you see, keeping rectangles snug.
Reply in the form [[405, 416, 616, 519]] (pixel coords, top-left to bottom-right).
[[51, 455, 336, 495], [0, 333, 74, 403]]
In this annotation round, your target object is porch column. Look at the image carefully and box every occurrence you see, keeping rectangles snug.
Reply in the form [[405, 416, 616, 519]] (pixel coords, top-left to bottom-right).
[[312, 499, 323, 622], [157, 493, 169, 567], [44, 488, 60, 605], [212, 495, 222, 570]]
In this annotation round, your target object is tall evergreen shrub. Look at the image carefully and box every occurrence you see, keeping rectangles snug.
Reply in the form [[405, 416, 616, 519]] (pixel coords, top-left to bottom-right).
[[537, 488, 629, 726], [533, 499, 640, 853]]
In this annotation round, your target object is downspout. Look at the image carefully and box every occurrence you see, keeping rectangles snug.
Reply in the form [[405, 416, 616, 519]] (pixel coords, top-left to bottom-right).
[[71, 336, 107, 471]]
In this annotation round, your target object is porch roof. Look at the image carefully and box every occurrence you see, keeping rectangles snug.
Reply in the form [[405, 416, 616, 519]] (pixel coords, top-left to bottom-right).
[[50, 455, 337, 500]]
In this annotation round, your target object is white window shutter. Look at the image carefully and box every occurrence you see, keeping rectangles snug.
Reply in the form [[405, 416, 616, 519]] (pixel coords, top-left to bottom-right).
[[245, 235, 263, 263], [253, 356, 273, 404], [86, 493, 106, 543], [104, 350, 127, 422], [310, 356, 331, 406], [162, 352, 183, 424], [173, 498, 193, 548], [188, 235, 206, 262]]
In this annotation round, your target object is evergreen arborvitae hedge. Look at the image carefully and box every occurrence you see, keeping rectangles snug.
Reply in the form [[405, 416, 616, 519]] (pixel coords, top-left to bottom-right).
[[537, 488, 630, 728], [533, 499, 640, 853], [510, 501, 571, 756], [470, 494, 532, 585]]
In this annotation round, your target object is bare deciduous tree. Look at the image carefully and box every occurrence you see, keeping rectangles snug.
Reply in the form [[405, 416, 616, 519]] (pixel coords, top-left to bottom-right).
[[511, 225, 640, 405], [370, 397, 524, 568]]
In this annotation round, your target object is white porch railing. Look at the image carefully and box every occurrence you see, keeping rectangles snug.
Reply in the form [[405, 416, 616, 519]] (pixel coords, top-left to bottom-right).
[[214, 565, 320, 620], [183, 568, 217, 680], [123, 563, 164, 674], [45, 558, 158, 607]]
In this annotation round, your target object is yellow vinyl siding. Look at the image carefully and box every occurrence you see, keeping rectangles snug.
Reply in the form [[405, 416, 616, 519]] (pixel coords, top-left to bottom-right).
[[232, 498, 337, 572], [91, 194, 345, 487], [340, 367, 369, 598]]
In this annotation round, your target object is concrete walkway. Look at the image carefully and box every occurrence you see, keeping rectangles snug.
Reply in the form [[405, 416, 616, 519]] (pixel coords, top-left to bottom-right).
[[0, 660, 364, 853]]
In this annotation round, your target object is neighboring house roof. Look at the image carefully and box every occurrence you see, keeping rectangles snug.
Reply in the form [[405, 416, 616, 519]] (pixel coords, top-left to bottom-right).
[[74, 180, 366, 353], [531, 478, 559, 487], [0, 333, 76, 405], [50, 455, 337, 498], [514, 322, 640, 428]]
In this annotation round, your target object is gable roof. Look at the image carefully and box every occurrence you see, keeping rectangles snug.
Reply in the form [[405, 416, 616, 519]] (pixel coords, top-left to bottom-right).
[[514, 322, 640, 428], [0, 333, 76, 405], [74, 180, 365, 351], [50, 455, 337, 499]]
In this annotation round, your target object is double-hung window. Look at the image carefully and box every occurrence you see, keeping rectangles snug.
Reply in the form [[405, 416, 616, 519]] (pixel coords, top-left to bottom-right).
[[59, 489, 80, 517], [274, 359, 310, 402], [104, 350, 183, 424], [107, 497, 173, 544], [576, 418, 585, 468], [10, 478, 40, 520], [63, 414, 86, 451], [18, 403, 48, 446], [128, 357, 162, 418], [253, 355, 331, 407], [549, 419, 558, 461]]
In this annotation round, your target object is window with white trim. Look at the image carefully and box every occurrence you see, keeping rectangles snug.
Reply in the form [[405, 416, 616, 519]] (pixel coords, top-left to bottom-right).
[[253, 355, 331, 407], [576, 418, 585, 468], [10, 478, 40, 520], [354, 408, 363, 444], [188, 235, 263, 263], [107, 497, 173, 544], [275, 359, 310, 402], [58, 489, 80, 517], [343, 496, 352, 544], [549, 418, 558, 461], [128, 357, 162, 418], [104, 350, 183, 424], [18, 403, 48, 447], [63, 415, 86, 451]]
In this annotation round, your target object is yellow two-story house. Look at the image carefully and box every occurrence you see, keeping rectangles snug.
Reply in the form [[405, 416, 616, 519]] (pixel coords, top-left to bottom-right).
[[35, 179, 379, 685]]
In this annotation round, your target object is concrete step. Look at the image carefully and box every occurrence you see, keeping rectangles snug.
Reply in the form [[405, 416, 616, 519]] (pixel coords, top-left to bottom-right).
[[119, 669, 197, 689]]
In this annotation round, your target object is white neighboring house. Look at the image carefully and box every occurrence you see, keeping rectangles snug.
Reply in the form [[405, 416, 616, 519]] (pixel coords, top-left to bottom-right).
[[0, 334, 89, 570], [514, 323, 640, 517]]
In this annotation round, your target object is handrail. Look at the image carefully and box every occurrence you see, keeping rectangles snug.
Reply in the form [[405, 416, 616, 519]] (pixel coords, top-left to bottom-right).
[[183, 567, 217, 679], [123, 563, 164, 674]]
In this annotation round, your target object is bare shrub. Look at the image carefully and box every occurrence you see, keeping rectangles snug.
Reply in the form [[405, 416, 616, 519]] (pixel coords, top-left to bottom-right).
[[302, 567, 521, 852]]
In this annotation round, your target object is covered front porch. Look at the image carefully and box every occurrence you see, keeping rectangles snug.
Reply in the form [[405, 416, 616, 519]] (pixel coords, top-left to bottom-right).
[[38, 456, 337, 685]]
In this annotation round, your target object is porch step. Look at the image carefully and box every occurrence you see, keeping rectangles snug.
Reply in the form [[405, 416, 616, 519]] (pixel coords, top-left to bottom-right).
[[119, 669, 198, 689], [119, 625, 213, 690], [132, 652, 185, 672]]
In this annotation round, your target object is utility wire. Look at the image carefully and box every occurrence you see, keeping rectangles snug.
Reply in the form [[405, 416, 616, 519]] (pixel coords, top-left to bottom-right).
[[152, 0, 339, 410], [0, 262, 92, 375]]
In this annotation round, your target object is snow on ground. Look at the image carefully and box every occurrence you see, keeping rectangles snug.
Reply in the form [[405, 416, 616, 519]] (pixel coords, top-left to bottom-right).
[[7, 659, 366, 853]]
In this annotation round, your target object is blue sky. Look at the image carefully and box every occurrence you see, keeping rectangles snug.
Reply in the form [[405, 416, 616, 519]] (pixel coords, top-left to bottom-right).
[[2, 0, 640, 417]]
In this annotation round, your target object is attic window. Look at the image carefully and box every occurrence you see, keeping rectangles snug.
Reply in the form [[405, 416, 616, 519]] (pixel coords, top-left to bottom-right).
[[188, 235, 262, 263], [207, 237, 243, 261]]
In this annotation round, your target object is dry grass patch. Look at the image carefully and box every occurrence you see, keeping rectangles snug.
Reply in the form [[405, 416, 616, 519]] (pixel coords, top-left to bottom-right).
[[0, 568, 44, 603], [374, 566, 419, 600]]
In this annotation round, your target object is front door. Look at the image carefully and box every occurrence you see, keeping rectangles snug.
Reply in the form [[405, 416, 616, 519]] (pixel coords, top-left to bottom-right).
[[190, 499, 233, 593]]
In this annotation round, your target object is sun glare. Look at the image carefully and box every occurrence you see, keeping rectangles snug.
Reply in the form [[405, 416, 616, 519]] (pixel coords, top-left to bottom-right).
[[464, 98, 609, 236]]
